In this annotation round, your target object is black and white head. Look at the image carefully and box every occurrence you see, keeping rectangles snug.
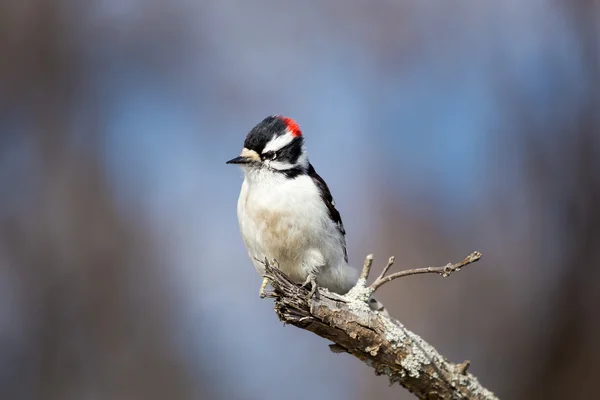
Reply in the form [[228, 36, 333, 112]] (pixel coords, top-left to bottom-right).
[[226, 115, 308, 178]]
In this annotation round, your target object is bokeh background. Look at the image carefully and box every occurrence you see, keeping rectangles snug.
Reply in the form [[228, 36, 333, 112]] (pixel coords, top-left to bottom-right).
[[1, 1, 599, 399]]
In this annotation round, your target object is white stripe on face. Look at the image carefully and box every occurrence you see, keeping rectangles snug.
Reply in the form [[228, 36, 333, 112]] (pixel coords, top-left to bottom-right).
[[268, 160, 295, 170], [262, 131, 295, 154]]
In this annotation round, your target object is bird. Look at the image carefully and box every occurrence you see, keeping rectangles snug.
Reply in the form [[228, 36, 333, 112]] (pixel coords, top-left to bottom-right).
[[227, 115, 385, 313]]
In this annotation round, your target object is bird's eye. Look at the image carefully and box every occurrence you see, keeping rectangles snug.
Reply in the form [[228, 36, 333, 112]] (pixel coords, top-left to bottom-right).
[[263, 151, 277, 161]]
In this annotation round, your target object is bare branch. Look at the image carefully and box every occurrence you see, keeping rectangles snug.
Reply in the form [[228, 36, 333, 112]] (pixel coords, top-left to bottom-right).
[[370, 251, 482, 292], [262, 251, 496, 400]]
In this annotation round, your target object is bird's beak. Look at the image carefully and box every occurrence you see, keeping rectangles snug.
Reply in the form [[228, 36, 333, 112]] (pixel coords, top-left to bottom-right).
[[226, 156, 251, 164], [226, 148, 261, 165]]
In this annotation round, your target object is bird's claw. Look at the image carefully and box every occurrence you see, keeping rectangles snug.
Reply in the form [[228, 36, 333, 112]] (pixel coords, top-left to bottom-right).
[[302, 274, 319, 300]]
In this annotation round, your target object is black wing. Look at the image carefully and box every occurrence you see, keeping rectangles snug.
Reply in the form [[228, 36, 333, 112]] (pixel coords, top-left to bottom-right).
[[307, 163, 348, 262]]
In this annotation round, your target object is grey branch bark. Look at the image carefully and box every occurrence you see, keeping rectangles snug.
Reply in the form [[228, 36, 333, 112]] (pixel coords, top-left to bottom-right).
[[263, 252, 498, 400]]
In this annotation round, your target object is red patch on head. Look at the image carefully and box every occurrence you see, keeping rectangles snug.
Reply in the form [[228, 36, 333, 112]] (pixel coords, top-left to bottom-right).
[[280, 116, 302, 137]]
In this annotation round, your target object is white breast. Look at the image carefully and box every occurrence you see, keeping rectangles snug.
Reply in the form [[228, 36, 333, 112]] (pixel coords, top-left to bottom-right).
[[236, 168, 356, 293]]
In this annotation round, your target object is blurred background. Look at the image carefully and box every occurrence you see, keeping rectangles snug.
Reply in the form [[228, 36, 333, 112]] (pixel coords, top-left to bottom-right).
[[1, 1, 599, 399]]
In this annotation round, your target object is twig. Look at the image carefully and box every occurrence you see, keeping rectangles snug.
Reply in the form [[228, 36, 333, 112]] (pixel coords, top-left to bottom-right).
[[374, 255, 396, 284], [370, 251, 482, 292], [358, 254, 374, 282]]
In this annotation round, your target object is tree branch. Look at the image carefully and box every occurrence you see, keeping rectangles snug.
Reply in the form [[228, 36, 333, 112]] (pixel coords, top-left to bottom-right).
[[262, 252, 497, 400]]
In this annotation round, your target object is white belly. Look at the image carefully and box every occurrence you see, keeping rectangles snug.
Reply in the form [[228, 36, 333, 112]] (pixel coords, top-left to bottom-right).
[[236, 171, 354, 293]]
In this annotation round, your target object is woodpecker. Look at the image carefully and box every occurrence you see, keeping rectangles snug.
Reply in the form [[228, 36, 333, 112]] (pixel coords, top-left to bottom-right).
[[227, 115, 385, 312]]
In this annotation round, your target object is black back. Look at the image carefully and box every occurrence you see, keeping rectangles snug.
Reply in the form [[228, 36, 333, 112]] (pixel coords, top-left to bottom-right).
[[308, 163, 348, 262]]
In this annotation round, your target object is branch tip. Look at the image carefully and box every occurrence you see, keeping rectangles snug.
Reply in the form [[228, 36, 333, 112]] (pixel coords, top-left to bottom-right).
[[359, 254, 375, 281], [456, 360, 471, 375], [375, 255, 396, 282]]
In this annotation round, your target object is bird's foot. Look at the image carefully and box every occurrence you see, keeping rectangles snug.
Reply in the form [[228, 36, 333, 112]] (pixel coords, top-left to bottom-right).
[[301, 274, 319, 300]]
